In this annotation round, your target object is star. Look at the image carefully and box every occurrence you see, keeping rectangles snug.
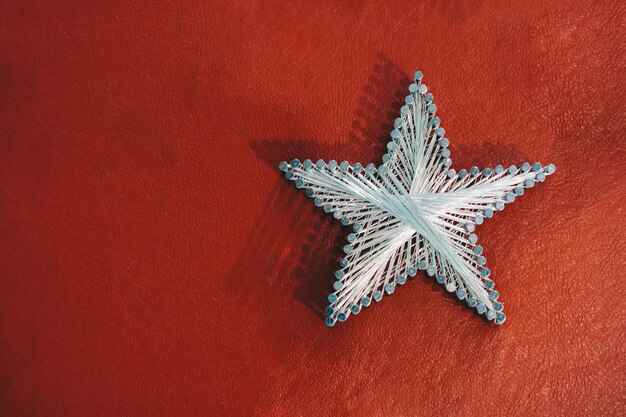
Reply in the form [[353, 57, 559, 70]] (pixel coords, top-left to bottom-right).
[[279, 71, 555, 327]]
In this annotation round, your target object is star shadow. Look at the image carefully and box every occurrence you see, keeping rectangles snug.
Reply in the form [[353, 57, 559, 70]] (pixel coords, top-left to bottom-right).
[[233, 53, 410, 319]]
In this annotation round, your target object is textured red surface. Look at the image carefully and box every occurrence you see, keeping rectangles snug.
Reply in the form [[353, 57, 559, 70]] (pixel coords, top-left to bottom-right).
[[1, 1, 625, 416]]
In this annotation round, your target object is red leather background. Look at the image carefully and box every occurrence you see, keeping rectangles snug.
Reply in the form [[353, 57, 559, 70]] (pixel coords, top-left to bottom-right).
[[1, 1, 625, 416]]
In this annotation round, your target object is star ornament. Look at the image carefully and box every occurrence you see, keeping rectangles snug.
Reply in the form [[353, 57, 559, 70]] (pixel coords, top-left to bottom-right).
[[279, 71, 555, 327]]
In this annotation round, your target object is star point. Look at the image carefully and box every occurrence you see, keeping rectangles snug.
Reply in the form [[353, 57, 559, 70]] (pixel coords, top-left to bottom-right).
[[280, 71, 555, 327]]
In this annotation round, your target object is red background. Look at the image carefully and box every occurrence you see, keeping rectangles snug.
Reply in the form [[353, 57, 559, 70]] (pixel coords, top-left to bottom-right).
[[1, 1, 624, 416]]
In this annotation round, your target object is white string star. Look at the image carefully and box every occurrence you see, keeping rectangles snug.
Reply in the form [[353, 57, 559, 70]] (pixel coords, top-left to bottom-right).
[[279, 71, 555, 327]]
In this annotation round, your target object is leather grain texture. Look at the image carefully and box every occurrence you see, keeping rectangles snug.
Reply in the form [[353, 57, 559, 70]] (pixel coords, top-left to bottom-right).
[[1, 1, 625, 416]]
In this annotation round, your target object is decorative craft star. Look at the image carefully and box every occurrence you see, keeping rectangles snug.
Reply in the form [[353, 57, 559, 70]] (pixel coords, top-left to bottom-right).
[[279, 71, 555, 327]]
